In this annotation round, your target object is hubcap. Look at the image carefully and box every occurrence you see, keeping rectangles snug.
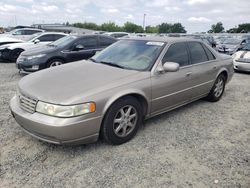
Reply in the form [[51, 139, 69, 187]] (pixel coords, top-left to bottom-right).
[[50, 61, 62, 67], [113, 105, 138, 137], [214, 78, 224, 97]]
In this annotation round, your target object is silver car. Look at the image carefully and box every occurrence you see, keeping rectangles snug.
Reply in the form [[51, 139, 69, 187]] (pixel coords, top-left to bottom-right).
[[10, 37, 234, 145]]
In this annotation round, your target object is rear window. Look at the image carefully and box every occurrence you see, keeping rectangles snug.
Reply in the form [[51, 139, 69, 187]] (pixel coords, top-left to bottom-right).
[[202, 44, 216, 60], [188, 42, 208, 64]]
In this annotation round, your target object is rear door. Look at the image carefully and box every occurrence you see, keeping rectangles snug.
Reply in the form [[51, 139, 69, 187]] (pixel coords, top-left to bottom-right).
[[151, 42, 195, 115], [187, 42, 217, 99]]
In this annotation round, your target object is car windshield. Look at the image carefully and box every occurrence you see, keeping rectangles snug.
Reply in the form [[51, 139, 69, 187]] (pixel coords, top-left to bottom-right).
[[26, 33, 41, 42], [242, 43, 250, 51], [48, 35, 76, 47], [91, 40, 165, 71], [223, 38, 241, 45]]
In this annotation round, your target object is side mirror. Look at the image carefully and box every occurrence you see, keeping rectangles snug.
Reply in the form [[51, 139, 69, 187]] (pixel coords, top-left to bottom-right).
[[74, 44, 84, 51], [163, 62, 180, 72], [34, 39, 40, 44]]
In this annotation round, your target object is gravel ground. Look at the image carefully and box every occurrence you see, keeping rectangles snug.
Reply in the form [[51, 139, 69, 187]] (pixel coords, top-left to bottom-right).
[[0, 63, 249, 188]]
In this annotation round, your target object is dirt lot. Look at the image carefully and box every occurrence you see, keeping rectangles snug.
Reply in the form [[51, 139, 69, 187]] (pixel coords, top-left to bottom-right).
[[0, 63, 249, 188]]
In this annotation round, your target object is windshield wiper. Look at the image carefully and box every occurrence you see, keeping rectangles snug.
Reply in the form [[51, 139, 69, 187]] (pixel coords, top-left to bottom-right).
[[47, 44, 57, 47], [89, 58, 98, 63], [99, 61, 125, 69]]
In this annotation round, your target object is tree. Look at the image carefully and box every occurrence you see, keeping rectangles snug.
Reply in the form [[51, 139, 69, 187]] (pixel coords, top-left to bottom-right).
[[158, 22, 186, 33], [145, 25, 159, 33], [209, 22, 224, 33], [171, 23, 186, 33], [73, 22, 100, 30], [237, 23, 250, 33], [100, 22, 122, 32], [123, 22, 143, 33]]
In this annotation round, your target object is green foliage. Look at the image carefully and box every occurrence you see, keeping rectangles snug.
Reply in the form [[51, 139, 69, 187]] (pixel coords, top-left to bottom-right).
[[73, 21, 186, 33], [100, 22, 122, 32], [123, 22, 143, 33], [73, 22, 101, 30], [210, 22, 224, 33], [145, 25, 159, 33], [158, 22, 186, 33], [236, 23, 250, 33]]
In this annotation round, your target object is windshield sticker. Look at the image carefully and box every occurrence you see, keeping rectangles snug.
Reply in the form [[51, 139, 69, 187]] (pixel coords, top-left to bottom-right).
[[146, 42, 164, 46]]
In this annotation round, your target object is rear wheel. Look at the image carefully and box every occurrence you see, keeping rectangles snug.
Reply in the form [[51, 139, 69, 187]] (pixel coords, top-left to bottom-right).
[[206, 74, 226, 102], [101, 96, 143, 145], [47, 59, 64, 68]]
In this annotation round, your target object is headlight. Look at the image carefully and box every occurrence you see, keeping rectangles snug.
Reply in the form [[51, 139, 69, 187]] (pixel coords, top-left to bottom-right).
[[36, 101, 96, 117], [27, 54, 45, 60]]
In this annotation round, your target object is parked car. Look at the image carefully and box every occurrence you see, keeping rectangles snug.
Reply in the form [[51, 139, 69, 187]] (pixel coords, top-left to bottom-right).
[[232, 42, 250, 72], [0, 28, 44, 41], [10, 37, 234, 145], [0, 36, 24, 47], [103, 32, 129, 38], [16, 34, 117, 73], [0, 32, 68, 62], [217, 38, 249, 55]]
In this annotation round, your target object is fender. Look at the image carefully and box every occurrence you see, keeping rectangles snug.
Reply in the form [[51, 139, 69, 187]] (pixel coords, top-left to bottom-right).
[[102, 88, 151, 117]]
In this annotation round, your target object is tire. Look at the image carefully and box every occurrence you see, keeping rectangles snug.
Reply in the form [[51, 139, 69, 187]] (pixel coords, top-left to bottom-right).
[[101, 96, 143, 145], [47, 59, 64, 68], [206, 74, 226, 102], [10, 49, 24, 62]]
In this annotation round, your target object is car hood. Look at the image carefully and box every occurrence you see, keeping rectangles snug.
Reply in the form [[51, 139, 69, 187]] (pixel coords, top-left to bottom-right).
[[21, 45, 56, 56], [0, 36, 24, 43], [18, 60, 146, 105], [218, 44, 238, 50]]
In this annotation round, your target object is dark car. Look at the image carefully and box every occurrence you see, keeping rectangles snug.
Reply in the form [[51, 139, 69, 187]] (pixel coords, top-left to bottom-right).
[[16, 34, 117, 73]]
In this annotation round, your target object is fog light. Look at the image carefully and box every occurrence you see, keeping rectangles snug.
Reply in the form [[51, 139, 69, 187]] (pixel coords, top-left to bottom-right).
[[32, 65, 39, 70]]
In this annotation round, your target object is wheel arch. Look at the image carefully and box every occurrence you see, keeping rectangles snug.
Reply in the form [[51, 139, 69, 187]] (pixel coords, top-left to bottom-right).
[[46, 56, 66, 66], [102, 91, 150, 120], [216, 68, 228, 83]]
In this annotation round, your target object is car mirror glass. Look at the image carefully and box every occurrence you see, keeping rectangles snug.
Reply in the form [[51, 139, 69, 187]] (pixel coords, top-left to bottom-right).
[[74, 44, 85, 51]]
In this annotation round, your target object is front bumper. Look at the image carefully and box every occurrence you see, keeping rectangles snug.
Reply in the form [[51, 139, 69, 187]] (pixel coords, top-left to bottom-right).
[[10, 96, 102, 144], [218, 49, 234, 55]]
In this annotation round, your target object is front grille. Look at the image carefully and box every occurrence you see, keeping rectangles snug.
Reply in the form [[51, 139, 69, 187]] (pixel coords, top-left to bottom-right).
[[19, 94, 37, 113]]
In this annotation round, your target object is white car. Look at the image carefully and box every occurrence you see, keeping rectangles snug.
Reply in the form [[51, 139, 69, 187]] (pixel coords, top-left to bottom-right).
[[0, 28, 44, 41], [232, 43, 250, 72], [0, 32, 67, 62], [0, 36, 24, 46]]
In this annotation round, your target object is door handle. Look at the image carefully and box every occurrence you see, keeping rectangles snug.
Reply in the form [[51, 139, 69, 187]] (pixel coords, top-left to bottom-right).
[[186, 72, 192, 77]]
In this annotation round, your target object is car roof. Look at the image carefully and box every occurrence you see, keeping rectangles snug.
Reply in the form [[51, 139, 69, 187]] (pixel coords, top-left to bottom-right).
[[39, 32, 68, 35], [122, 36, 204, 43], [69, 34, 117, 39]]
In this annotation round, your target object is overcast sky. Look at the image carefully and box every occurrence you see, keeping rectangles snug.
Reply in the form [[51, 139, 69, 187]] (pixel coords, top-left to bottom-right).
[[0, 0, 250, 33]]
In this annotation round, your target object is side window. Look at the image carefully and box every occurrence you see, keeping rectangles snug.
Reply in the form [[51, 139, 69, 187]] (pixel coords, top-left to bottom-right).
[[38, 34, 55, 42], [53, 34, 65, 41], [162, 42, 189, 67], [188, 42, 209, 64], [75, 37, 97, 49], [25, 30, 42, 35], [202, 44, 216, 60], [99, 37, 116, 47]]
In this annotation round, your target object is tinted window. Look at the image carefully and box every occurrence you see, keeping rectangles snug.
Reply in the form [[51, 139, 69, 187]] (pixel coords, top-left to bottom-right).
[[202, 44, 215, 60], [24, 30, 42, 35], [38, 34, 55, 42], [99, 36, 116, 46], [188, 42, 208, 64], [162, 42, 189, 66], [75, 37, 97, 49], [54, 34, 65, 41]]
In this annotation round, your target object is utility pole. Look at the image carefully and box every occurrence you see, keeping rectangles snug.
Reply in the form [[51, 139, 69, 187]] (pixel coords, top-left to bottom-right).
[[143, 13, 146, 32]]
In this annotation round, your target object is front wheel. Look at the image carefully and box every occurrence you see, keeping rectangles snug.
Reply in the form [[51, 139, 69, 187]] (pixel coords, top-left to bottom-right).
[[101, 96, 143, 145], [206, 74, 226, 102], [47, 59, 64, 68]]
